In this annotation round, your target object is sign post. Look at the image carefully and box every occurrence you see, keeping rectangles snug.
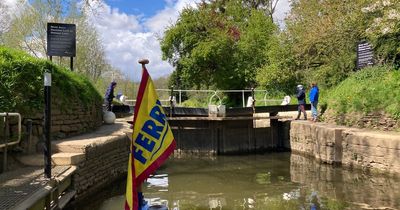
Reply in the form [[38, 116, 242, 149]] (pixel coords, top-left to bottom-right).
[[44, 72, 52, 178], [47, 23, 76, 70], [357, 41, 374, 69]]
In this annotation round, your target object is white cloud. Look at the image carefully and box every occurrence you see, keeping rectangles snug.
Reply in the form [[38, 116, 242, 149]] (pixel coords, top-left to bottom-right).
[[90, 0, 291, 81], [89, 0, 199, 81], [273, 0, 291, 28]]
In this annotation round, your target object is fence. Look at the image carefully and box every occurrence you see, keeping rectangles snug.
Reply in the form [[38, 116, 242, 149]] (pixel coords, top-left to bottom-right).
[[124, 89, 282, 108]]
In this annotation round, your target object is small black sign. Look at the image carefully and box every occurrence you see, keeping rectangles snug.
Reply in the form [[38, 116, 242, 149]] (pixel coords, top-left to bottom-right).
[[357, 41, 374, 69], [47, 23, 76, 57]]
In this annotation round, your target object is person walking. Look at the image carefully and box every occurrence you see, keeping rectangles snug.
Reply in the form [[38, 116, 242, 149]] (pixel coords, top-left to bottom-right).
[[104, 81, 117, 111], [295, 84, 307, 120], [309, 82, 319, 122]]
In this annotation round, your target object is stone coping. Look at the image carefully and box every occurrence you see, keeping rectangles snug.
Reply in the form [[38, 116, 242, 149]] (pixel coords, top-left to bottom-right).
[[52, 117, 132, 154]]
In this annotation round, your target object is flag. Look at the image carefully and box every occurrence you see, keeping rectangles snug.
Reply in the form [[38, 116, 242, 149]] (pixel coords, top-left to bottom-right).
[[125, 63, 176, 210]]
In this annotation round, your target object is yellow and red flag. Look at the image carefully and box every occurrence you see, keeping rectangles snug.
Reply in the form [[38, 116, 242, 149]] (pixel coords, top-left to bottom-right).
[[125, 63, 176, 210]]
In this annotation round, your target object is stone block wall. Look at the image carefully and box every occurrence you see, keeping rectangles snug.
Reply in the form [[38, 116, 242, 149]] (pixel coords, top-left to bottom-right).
[[290, 121, 344, 164], [290, 121, 400, 174], [11, 100, 103, 153], [72, 135, 130, 198], [341, 130, 400, 174], [290, 153, 400, 209]]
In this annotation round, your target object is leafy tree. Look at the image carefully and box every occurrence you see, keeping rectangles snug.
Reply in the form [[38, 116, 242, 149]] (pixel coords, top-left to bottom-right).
[[0, 1, 10, 40], [282, 0, 370, 88], [363, 0, 400, 68], [161, 0, 277, 95], [256, 33, 298, 94], [1, 0, 110, 82]]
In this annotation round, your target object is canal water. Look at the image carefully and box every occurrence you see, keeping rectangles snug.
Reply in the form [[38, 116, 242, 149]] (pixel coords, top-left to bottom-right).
[[77, 153, 400, 210]]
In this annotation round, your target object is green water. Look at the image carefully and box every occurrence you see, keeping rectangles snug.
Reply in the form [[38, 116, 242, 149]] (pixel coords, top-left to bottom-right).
[[77, 153, 400, 210]]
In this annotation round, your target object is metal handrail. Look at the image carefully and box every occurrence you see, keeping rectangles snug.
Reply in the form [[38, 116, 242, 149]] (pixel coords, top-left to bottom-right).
[[126, 89, 283, 107], [0, 112, 21, 149]]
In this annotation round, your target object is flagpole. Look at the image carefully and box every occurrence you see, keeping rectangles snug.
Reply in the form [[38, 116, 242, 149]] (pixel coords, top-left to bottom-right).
[[138, 59, 149, 70], [137, 58, 149, 210]]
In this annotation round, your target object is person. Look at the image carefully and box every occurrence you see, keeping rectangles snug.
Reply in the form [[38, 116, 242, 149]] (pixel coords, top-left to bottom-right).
[[104, 81, 117, 111], [295, 84, 307, 120], [309, 82, 319, 122]]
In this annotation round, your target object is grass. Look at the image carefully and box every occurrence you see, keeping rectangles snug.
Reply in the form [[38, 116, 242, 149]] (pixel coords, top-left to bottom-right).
[[322, 65, 400, 120], [0, 46, 102, 115]]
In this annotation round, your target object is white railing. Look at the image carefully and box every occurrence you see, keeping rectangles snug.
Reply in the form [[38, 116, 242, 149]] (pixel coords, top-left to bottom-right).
[[124, 89, 282, 107], [0, 112, 22, 149]]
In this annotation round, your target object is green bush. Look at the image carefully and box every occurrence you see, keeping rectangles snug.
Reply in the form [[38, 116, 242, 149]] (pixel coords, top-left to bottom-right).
[[324, 65, 400, 119], [0, 46, 102, 115]]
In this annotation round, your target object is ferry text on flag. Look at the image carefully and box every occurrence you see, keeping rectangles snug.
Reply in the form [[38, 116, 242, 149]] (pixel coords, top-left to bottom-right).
[[125, 59, 176, 210]]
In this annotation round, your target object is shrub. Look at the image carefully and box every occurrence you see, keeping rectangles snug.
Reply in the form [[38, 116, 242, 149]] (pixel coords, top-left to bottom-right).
[[0, 46, 102, 115], [324, 65, 400, 120]]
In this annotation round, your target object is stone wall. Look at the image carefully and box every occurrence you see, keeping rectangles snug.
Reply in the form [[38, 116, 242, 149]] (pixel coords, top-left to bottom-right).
[[290, 153, 400, 209], [290, 121, 400, 174], [14, 100, 103, 153], [72, 135, 130, 198], [324, 110, 399, 131]]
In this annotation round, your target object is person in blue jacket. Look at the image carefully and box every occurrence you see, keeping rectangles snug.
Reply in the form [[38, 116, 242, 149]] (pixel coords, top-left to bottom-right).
[[104, 81, 117, 111], [295, 85, 307, 120], [309, 82, 319, 122]]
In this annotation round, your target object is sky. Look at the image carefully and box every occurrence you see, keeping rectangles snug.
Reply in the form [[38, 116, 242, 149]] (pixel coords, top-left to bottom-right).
[[3, 0, 291, 81]]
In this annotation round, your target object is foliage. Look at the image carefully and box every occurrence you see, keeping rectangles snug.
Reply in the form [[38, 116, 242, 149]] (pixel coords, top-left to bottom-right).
[[0, 0, 111, 82], [324, 65, 400, 120], [161, 0, 277, 94], [256, 34, 298, 93], [0, 46, 102, 115], [363, 0, 400, 68], [283, 0, 370, 89]]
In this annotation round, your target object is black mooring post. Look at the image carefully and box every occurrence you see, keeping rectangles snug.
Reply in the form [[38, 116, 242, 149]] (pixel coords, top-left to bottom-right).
[[44, 72, 52, 178], [70, 57, 74, 71]]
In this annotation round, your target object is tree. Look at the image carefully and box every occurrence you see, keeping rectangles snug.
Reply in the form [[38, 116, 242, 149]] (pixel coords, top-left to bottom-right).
[[243, 0, 280, 21], [363, 0, 400, 68], [281, 0, 370, 88], [0, 1, 10, 41], [1, 0, 110, 82], [161, 0, 277, 93]]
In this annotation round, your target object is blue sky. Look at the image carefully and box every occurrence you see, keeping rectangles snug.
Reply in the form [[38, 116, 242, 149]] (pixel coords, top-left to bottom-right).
[[93, 0, 291, 81], [4, 0, 290, 81], [104, 0, 167, 18]]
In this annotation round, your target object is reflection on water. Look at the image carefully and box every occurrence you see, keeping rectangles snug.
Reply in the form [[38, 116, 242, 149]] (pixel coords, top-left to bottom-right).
[[80, 153, 400, 210]]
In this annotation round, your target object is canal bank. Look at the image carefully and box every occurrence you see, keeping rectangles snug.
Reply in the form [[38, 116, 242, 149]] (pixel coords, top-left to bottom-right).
[[290, 120, 400, 175], [8, 113, 400, 209], [60, 116, 400, 204]]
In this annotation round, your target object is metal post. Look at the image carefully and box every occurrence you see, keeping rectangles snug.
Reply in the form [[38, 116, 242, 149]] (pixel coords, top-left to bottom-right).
[[251, 87, 255, 113], [44, 72, 52, 178], [2, 113, 8, 173], [179, 90, 182, 106], [49, 56, 53, 62], [170, 86, 174, 117], [242, 90, 245, 107], [70, 57, 74, 71]]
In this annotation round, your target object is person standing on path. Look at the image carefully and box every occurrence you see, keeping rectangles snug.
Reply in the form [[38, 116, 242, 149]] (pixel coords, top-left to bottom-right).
[[295, 84, 307, 120], [309, 82, 319, 122], [104, 81, 117, 111]]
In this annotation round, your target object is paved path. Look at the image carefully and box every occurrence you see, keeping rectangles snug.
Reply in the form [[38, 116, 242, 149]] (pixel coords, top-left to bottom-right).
[[0, 117, 132, 210], [0, 165, 70, 210]]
